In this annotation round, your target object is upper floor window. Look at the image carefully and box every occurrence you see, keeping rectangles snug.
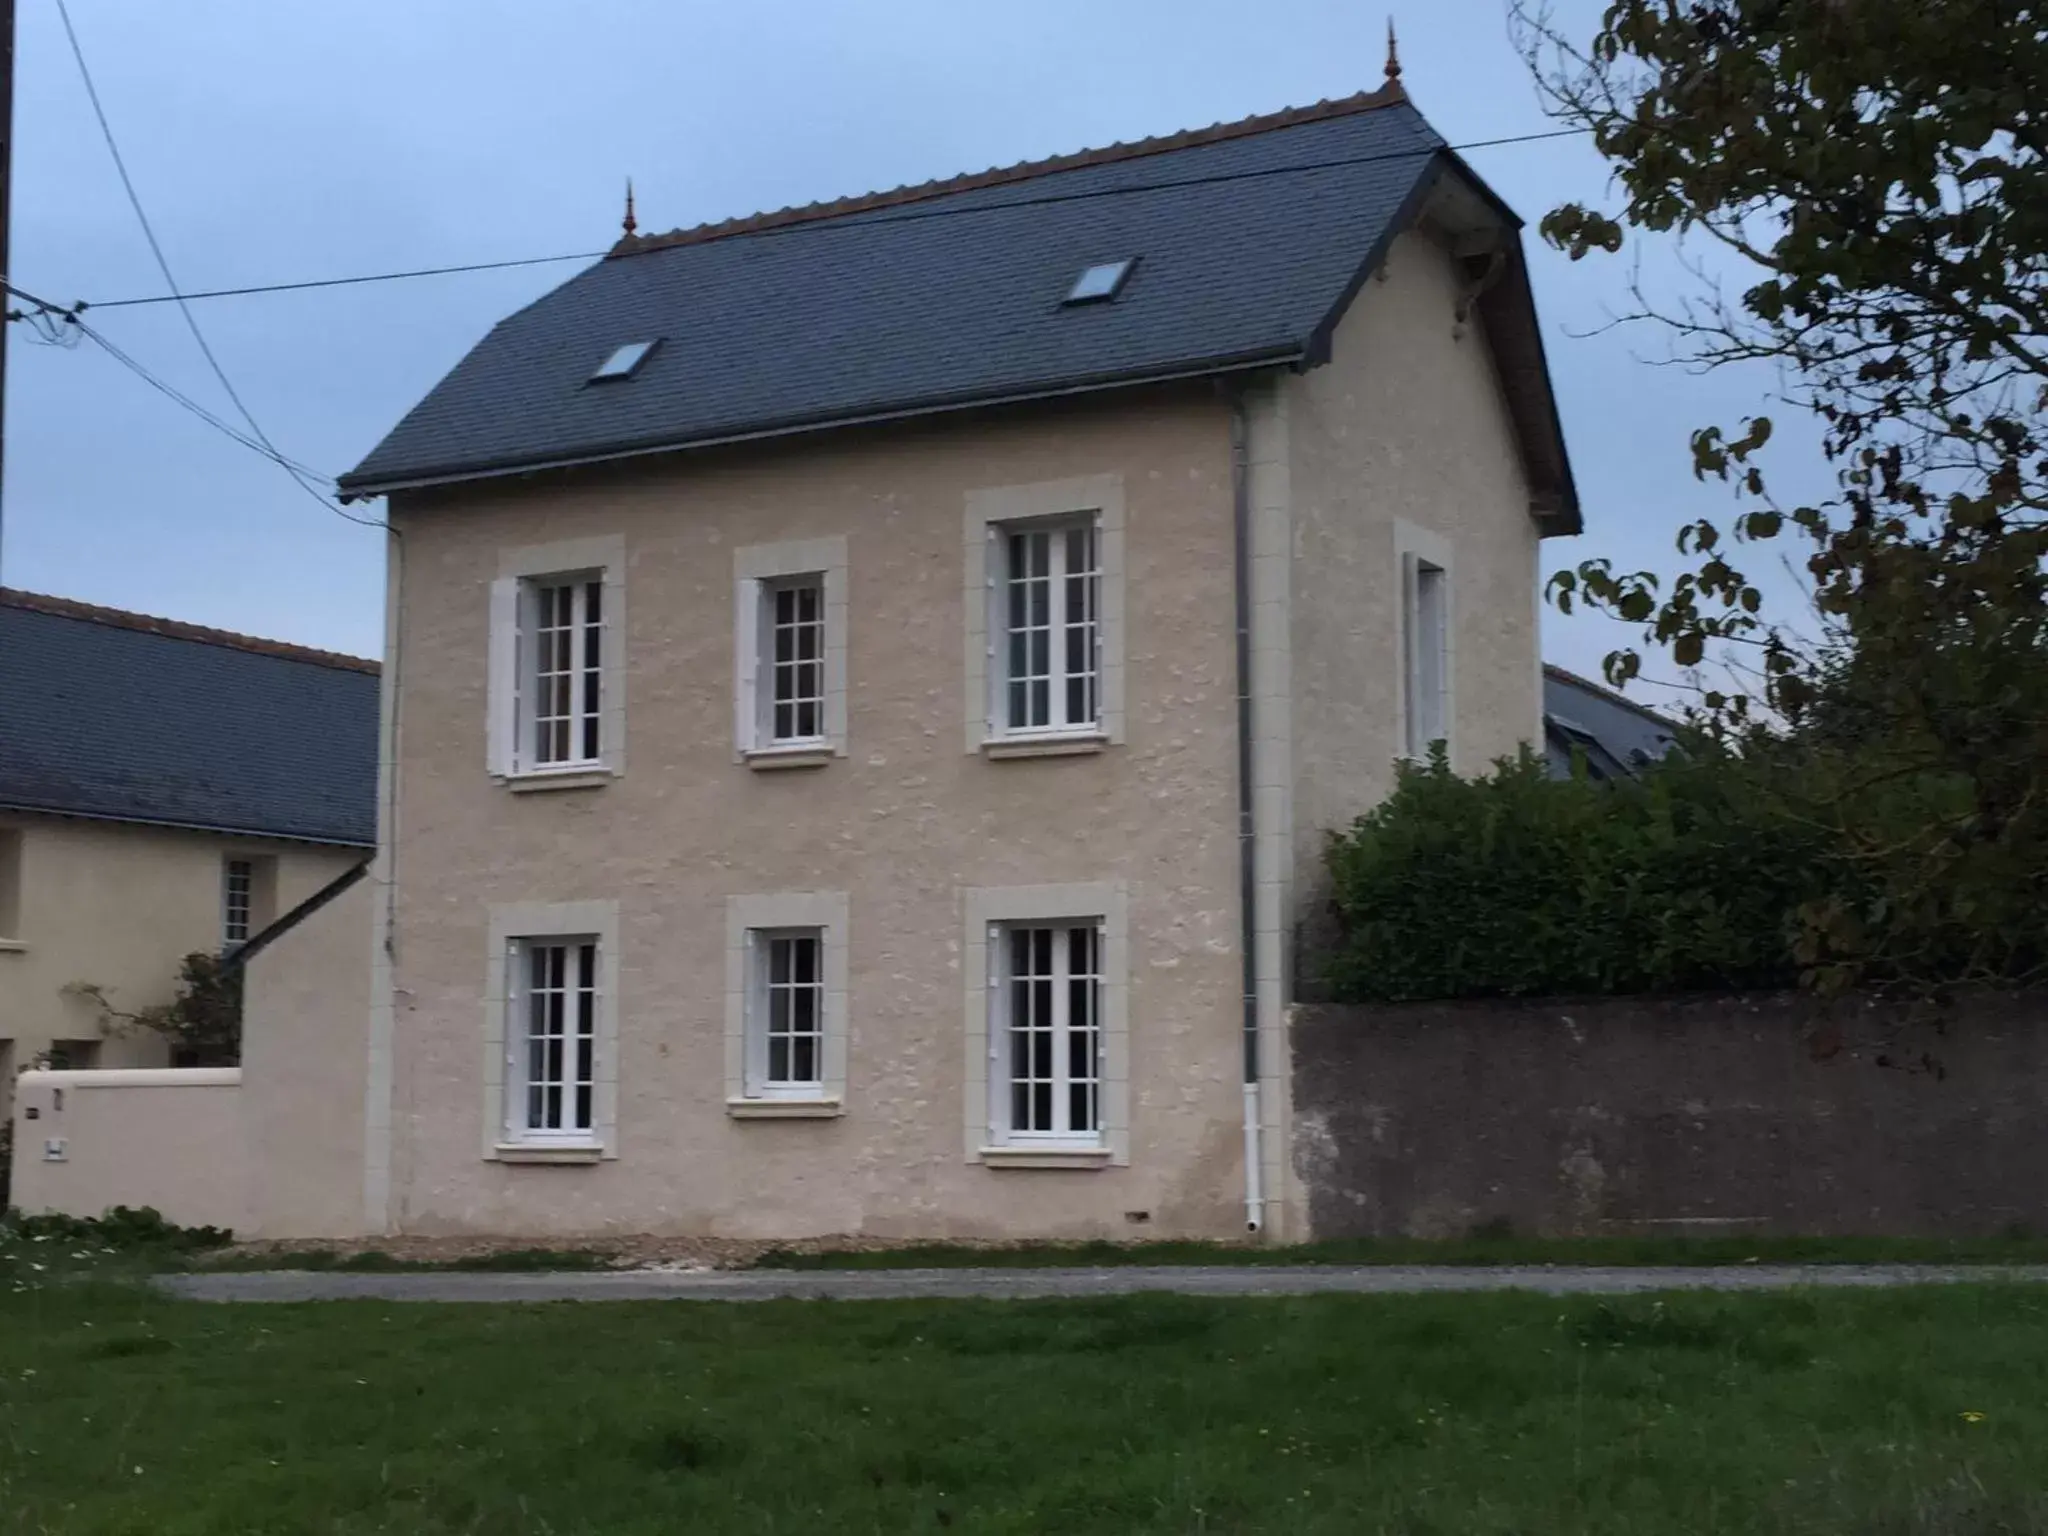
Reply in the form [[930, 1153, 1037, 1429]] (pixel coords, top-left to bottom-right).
[[761, 578, 825, 746], [527, 577, 604, 768], [733, 537, 848, 765], [964, 476, 1125, 754], [223, 858, 254, 947], [488, 537, 626, 783], [0, 826, 21, 941], [996, 521, 1100, 736]]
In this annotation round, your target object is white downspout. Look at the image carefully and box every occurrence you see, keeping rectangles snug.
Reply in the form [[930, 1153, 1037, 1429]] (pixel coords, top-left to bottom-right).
[[1230, 392, 1264, 1235]]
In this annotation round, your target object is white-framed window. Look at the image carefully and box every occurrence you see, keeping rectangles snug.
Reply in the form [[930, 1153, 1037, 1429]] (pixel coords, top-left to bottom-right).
[[222, 858, 253, 947], [994, 519, 1101, 736], [733, 537, 848, 763], [746, 928, 825, 1096], [990, 921, 1103, 1144], [761, 578, 826, 745], [1396, 522, 1454, 764], [723, 891, 848, 1114], [504, 936, 600, 1144], [526, 576, 605, 769], [963, 881, 1128, 1165], [0, 826, 22, 941], [488, 536, 626, 783], [964, 475, 1125, 753]]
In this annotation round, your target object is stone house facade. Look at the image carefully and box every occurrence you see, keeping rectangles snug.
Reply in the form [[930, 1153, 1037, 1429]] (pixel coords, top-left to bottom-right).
[[332, 78, 1579, 1243]]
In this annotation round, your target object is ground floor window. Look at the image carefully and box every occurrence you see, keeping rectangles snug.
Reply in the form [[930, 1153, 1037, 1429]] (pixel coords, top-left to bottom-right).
[[991, 920, 1103, 1144], [747, 928, 824, 1095], [506, 938, 599, 1142]]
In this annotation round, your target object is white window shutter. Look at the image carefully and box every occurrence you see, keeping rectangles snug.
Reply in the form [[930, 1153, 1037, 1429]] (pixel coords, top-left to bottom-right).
[[741, 929, 763, 1095], [487, 577, 520, 776], [734, 578, 760, 753], [984, 528, 1001, 735], [503, 939, 521, 1137]]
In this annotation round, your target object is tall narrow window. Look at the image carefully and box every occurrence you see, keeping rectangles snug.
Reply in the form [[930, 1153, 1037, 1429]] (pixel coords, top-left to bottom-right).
[[507, 939, 599, 1142], [747, 929, 824, 1096], [1404, 555, 1449, 759], [222, 858, 253, 947], [998, 520, 1099, 735], [762, 578, 825, 745], [0, 827, 22, 940], [993, 921, 1102, 1144], [527, 577, 604, 769]]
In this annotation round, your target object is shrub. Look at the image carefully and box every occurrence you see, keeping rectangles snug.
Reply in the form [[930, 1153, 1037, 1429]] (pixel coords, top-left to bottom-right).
[[1322, 748, 1838, 1002]]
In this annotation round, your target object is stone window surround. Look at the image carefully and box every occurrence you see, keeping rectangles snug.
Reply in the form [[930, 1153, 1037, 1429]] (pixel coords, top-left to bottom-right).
[[487, 534, 628, 789], [962, 880, 1129, 1168], [732, 535, 850, 767], [1394, 519, 1456, 771], [962, 474, 1127, 755], [724, 891, 850, 1117], [483, 899, 622, 1163]]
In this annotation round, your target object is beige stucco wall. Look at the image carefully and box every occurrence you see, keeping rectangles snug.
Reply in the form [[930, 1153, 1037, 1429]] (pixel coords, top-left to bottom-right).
[[9, 1068, 249, 1232], [377, 388, 1256, 1242], [1283, 226, 1545, 966], [240, 876, 373, 1238], [0, 813, 365, 1093]]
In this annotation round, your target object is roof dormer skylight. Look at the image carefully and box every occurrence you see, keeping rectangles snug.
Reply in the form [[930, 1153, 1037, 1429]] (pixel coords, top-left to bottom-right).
[[1064, 259, 1135, 305], [590, 340, 659, 382]]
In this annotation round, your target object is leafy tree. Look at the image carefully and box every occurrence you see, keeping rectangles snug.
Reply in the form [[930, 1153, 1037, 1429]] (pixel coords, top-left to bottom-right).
[[1515, 0, 2048, 992]]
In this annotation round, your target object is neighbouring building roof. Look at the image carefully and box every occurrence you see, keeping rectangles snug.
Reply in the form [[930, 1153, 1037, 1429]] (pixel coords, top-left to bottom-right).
[[339, 83, 1579, 531], [1542, 664, 1680, 781], [0, 589, 380, 846]]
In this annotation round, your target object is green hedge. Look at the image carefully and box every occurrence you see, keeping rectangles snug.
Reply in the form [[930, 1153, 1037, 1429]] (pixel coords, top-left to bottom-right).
[[1322, 749, 1838, 1002]]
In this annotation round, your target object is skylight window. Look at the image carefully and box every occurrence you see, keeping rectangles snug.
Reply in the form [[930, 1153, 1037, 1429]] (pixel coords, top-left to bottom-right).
[[1064, 259, 1135, 305], [590, 340, 659, 382]]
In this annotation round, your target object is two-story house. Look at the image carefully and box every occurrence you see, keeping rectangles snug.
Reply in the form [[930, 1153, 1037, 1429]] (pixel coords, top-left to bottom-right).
[[332, 72, 1579, 1243]]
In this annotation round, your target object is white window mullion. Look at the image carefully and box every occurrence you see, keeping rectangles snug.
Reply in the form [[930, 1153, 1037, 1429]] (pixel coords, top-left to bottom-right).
[[1049, 923, 1073, 1137]]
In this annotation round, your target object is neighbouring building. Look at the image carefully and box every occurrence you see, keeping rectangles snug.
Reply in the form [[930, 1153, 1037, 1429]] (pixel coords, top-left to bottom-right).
[[0, 590, 377, 1098], [1542, 663, 1680, 781], [320, 70, 1580, 1244]]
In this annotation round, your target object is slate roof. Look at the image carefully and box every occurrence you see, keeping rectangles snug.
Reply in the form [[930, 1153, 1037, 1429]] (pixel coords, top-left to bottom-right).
[[340, 84, 1578, 528], [1543, 664, 1680, 781], [0, 590, 379, 846]]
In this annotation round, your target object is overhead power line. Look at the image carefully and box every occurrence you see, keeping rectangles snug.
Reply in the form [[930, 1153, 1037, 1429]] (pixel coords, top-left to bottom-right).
[[52, 0, 381, 529], [62, 124, 1587, 315]]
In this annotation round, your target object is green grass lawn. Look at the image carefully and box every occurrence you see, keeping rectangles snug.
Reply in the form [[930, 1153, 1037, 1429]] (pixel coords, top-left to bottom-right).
[[5, 1282, 2048, 1534]]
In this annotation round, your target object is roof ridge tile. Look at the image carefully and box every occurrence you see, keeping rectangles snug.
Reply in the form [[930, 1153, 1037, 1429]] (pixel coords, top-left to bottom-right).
[[0, 588, 381, 675], [611, 81, 1409, 256]]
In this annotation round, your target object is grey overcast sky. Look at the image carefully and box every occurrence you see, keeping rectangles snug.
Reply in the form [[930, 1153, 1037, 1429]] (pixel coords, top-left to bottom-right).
[[4, 0, 1822, 690]]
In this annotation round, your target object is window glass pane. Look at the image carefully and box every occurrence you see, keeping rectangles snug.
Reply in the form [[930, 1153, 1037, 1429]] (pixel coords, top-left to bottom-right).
[[763, 579, 826, 743]]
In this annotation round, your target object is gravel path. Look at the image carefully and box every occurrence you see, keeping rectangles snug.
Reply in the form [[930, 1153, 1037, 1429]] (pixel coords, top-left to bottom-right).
[[158, 1263, 2048, 1304]]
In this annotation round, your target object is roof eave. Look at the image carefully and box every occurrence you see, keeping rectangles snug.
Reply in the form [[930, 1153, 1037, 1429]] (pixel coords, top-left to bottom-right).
[[0, 798, 376, 850], [337, 348, 1306, 502]]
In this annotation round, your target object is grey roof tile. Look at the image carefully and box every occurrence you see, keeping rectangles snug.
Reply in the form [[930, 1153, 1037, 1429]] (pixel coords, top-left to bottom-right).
[[341, 94, 1450, 493], [0, 592, 379, 846]]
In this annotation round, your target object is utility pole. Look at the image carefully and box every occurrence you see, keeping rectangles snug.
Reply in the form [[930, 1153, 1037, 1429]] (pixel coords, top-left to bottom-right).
[[0, 0, 15, 581]]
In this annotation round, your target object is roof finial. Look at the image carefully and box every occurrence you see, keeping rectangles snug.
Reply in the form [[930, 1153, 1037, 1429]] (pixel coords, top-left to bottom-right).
[[1384, 17, 1402, 82], [622, 178, 638, 239]]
